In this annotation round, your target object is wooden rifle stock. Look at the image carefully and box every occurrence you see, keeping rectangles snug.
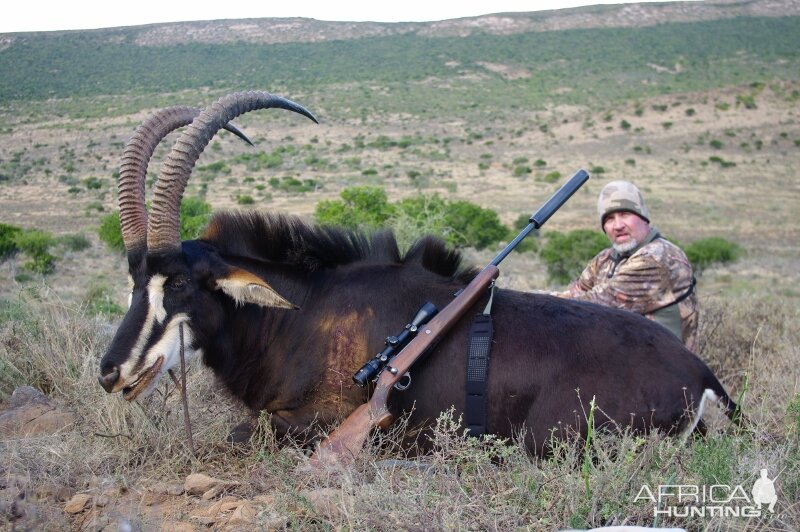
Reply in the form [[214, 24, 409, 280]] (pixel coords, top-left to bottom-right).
[[308, 169, 588, 467], [310, 265, 499, 466]]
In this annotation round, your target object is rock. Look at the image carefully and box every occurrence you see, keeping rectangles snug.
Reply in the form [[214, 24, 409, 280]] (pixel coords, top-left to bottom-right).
[[219, 499, 244, 513], [201, 484, 227, 500], [0, 386, 76, 438], [149, 482, 184, 497], [227, 501, 257, 526], [63, 493, 92, 514], [184, 473, 222, 496]]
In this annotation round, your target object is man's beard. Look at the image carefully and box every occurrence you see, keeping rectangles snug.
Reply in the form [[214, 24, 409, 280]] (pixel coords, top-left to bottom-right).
[[612, 238, 639, 254]]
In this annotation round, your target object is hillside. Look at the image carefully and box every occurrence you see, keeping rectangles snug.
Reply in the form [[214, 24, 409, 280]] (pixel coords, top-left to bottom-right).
[[1, 0, 799, 106]]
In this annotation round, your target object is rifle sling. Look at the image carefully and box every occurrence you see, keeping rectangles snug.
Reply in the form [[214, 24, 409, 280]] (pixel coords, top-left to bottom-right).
[[465, 284, 495, 437]]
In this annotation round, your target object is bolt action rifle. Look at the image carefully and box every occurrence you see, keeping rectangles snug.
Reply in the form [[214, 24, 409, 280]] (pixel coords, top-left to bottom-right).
[[309, 169, 589, 466]]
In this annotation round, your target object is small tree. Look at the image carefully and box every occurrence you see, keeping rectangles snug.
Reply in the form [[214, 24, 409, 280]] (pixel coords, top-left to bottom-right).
[[314, 187, 510, 251], [14, 229, 57, 274], [685, 237, 742, 272], [539, 230, 608, 285], [0, 223, 23, 261], [314, 186, 394, 229]]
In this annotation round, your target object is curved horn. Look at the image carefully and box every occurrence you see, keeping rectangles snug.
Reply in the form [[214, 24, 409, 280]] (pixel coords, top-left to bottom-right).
[[119, 107, 252, 253], [146, 91, 318, 253]]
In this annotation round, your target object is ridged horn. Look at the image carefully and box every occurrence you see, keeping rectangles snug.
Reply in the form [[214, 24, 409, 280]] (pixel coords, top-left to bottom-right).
[[146, 91, 318, 253], [118, 106, 253, 253]]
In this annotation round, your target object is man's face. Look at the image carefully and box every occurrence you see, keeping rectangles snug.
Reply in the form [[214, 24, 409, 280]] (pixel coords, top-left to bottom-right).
[[602, 211, 651, 252]]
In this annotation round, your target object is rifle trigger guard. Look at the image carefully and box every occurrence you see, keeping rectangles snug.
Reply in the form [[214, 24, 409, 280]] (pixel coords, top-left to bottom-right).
[[394, 372, 411, 391]]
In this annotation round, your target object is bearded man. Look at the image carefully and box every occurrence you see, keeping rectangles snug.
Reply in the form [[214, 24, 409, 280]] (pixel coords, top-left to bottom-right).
[[555, 180, 698, 351]]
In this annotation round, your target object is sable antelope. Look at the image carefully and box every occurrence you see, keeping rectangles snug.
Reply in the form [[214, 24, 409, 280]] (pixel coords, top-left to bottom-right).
[[99, 91, 736, 454]]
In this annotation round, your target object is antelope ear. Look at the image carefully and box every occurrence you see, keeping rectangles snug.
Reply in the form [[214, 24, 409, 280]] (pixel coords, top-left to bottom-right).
[[215, 267, 298, 309]]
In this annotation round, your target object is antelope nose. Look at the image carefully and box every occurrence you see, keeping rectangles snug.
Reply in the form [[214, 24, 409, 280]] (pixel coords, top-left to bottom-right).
[[98, 367, 120, 393]]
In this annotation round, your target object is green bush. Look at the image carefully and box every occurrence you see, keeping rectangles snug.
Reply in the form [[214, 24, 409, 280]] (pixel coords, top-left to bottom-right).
[[540, 229, 608, 284], [97, 212, 125, 253], [441, 200, 509, 250], [59, 233, 91, 252], [513, 165, 532, 177], [510, 214, 538, 254], [269, 176, 318, 194], [685, 236, 742, 272], [542, 171, 562, 183], [82, 176, 104, 190], [179, 197, 213, 240], [314, 186, 394, 229], [0, 223, 23, 260], [314, 186, 509, 250], [97, 197, 213, 253], [14, 229, 57, 274]]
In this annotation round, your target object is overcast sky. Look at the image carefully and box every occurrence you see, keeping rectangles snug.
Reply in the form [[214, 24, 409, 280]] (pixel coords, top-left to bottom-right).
[[2, 1, 677, 34]]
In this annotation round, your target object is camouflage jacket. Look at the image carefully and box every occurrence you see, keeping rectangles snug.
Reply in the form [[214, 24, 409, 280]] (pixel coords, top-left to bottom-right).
[[558, 228, 698, 351]]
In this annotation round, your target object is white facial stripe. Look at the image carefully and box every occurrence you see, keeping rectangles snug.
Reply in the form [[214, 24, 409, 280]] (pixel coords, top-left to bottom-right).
[[127, 275, 134, 309], [118, 312, 193, 395], [148, 274, 168, 324], [137, 314, 194, 398], [118, 274, 168, 380]]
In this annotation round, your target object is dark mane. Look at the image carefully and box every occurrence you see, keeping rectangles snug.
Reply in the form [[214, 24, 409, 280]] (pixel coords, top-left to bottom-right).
[[200, 211, 475, 281]]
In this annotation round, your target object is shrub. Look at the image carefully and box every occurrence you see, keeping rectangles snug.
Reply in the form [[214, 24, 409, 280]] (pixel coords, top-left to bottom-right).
[[174, 197, 210, 239], [59, 233, 91, 252], [442, 200, 509, 250], [539, 229, 608, 284], [14, 229, 57, 274], [510, 214, 538, 253], [237, 195, 255, 205], [541, 171, 562, 183], [736, 94, 757, 109], [97, 212, 125, 253], [82, 176, 104, 190], [315, 187, 509, 250], [684, 236, 742, 272], [315, 186, 394, 229], [513, 165, 532, 177], [0, 223, 22, 260], [97, 197, 213, 253], [269, 176, 317, 194]]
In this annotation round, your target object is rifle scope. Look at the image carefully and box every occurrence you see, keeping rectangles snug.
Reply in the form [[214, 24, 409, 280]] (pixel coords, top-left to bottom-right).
[[353, 301, 439, 387]]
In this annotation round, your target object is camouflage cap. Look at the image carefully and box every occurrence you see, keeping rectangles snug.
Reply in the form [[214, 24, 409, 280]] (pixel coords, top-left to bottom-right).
[[597, 180, 650, 226]]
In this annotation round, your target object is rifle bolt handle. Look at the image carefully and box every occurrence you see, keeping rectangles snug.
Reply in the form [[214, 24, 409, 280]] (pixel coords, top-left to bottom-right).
[[388, 366, 398, 375]]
